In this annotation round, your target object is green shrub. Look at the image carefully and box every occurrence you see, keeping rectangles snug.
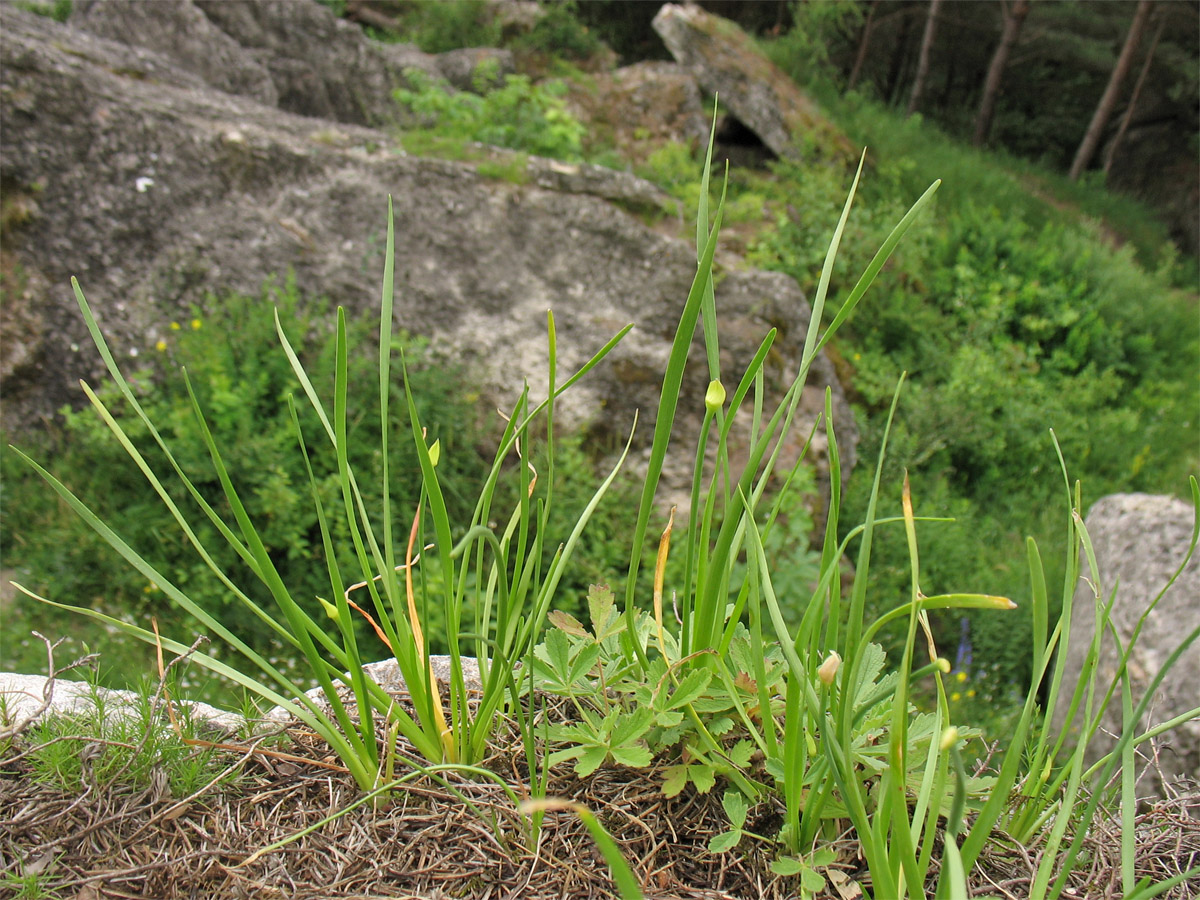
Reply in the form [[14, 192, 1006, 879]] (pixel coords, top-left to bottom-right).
[[511, 1, 602, 62], [377, 0, 502, 53], [395, 69, 585, 161], [748, 135, 1198, 698], [10, 0, 71, 23], [0, 279, 495, 696]]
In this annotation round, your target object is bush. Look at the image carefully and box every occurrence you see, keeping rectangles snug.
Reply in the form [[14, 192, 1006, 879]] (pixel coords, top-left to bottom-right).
[[747, 130, 1198, 697], [0, 279, 495, 696], [377, 0, 502, 54], [395, 69, 585, 161], [510, 1, 602, 62]]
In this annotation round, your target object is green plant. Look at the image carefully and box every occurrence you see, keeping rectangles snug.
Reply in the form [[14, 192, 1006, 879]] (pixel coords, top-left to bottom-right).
[[375, 0, 502, 53], [11, 195, 639, 791], [0, 868, 61, 900], [22, 678, 231, 798], [1, 280, 494, 701], [510, 1, 602, 62], [395, 70, 585, 161], [10, 101, 1199, 898], [10, 0, 71, 23], [749, 110, 1199, 701]]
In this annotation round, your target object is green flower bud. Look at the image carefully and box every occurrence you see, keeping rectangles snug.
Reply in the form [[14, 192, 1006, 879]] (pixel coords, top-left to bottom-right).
[[317, 597, 339, 621], [429, 438, 441, 467], [704, 379, 726, 412], [939, 726, 959, 751]]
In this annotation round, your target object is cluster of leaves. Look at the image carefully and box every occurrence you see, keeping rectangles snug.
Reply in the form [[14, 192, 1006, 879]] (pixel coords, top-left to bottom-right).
[[533, 585, 773, 794], [365, 0, 502, 54], [508, 1, 603, 63], [0, 279, 493, 697], [739, 133, 1197, 693], [16, 681, 231, 798], [532, 585, 991, 811], [0, 282, 651, 706], [395, 67, 586, 162], [9, 0, 71, 23]]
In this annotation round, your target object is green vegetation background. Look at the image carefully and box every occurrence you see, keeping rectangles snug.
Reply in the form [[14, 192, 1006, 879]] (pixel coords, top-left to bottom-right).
[[2, 0, 1196, 739]]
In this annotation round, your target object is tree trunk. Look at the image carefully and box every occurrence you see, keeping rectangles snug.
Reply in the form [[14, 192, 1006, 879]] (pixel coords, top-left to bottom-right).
[[847, 0, 880, 91], [1069, 0, 1155, 181], [885, 7, 915, 105], [1103, 11, 1165, 175], [907, 0, 944, 116], [972, 0, 1033, 147]]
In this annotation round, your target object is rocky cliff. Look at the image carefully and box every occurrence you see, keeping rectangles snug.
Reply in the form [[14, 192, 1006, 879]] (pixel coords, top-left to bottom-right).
[[1, 2, 855, 498]]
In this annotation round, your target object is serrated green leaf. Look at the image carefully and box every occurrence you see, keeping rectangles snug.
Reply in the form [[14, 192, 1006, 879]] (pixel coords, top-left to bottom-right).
[[588, 583, 622, 641], [568, 642, 602, 686], [548, 609, 588, 637], [709, 716, 734, 736], [536, 629, 572, 682], [611, 707, 654, 745], [662, 765, 688, 798], [691, 695, 735, 714], [771, 857, 804, 876], [630, 683, 654, 706], [707, 830, 741, 854], [801, 868, 826, 891], [655, 709, 684, 728], [851, 641, 887, 702], [690, 764, 717, 794], [727, 738, 754, 768], [658, 723, 688, 745], [575, 746, 609, 777], [610, 744, 653, 769], [666, 669, 712, 709], [721, 790, 748, 828]]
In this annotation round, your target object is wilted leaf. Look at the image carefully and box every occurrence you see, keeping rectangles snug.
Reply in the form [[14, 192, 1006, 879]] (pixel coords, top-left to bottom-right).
[[548, 609, 588, 637]]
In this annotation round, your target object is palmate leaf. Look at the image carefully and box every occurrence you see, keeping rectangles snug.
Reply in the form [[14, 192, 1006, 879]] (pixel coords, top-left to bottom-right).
[[575, 746, 610, 778], [690, 763, 717, 794], [533, 628, 599, 693], [662, 765, 689, 798], [708, 830, 741, 854], [727, 739, 754, 768], [721, 789, 749, 829], [665, 669, 712, 711], [611, 706, 654, 748]]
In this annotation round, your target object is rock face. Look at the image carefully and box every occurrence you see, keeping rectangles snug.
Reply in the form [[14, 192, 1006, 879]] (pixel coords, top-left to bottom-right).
[[70, 0, 512, 124], [0, 672, 244, 736], [1053, 493, 1200, 799], [566, 60, 712, 166], [1, 2, 856, 496], [651, 3, 856, 165]]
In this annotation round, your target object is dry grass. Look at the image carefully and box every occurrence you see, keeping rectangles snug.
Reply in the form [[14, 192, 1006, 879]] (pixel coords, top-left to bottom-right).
[[2, 687, 1197, 900]]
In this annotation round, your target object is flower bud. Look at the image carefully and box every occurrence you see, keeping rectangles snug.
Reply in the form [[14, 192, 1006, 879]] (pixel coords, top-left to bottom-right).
[[704, 379, 726, 412], [817, 651, 841, 686], [936, 658, 951, 674], [317, 597, 340, 622], [939, 726, 959, 751], [428, 438, 441, 467]]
